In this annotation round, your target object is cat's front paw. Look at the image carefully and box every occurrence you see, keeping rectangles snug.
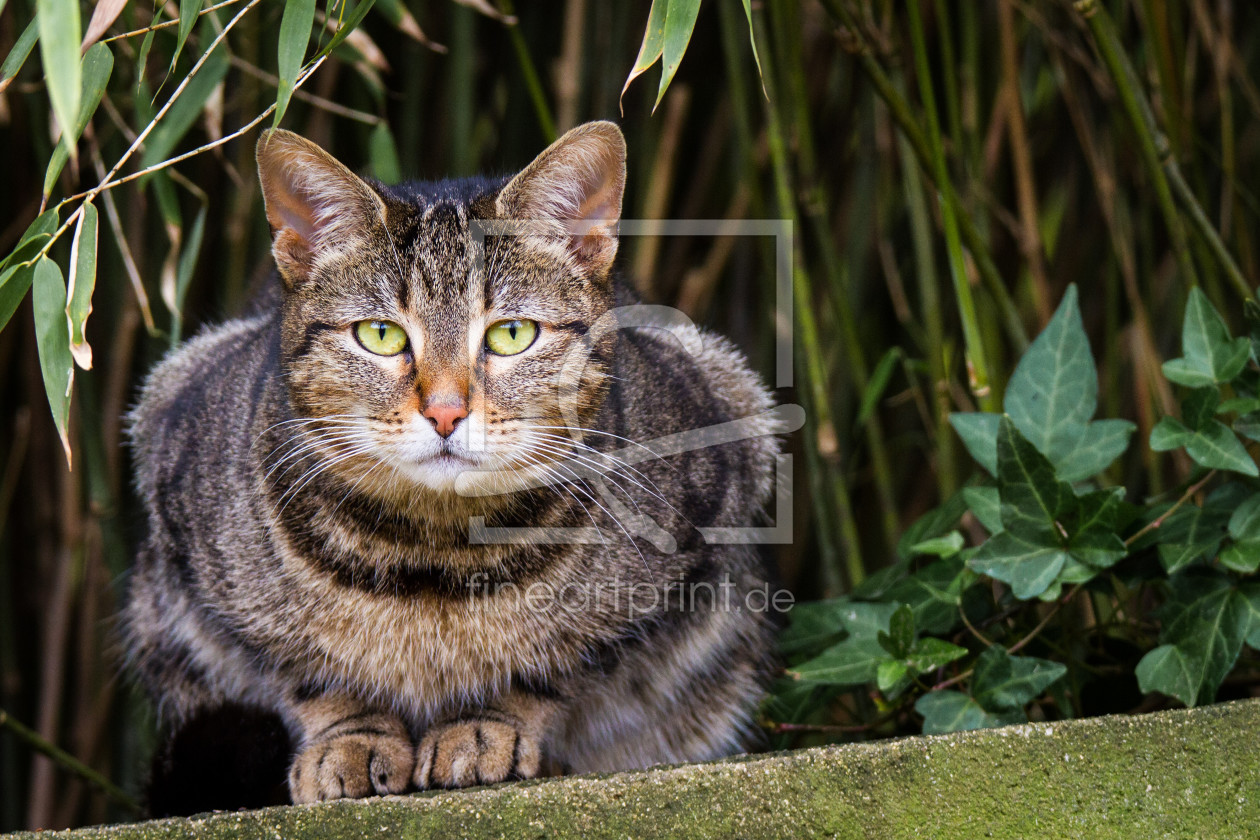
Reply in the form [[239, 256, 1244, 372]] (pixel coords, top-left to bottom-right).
[[413, 717, 541, 788], [288, 719, 414, 803]]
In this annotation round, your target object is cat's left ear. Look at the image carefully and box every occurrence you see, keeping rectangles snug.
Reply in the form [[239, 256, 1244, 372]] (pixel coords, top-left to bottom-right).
[[256, 129, 387, 287], [496, 121, 626, 278]]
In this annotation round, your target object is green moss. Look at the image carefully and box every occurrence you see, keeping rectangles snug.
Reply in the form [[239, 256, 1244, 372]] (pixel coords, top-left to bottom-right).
[[10, 700, 1260, 839]]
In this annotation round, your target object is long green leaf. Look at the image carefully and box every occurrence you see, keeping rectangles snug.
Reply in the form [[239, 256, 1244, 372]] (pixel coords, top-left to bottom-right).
[[67, 202, 98, 370], [170, 0, 206, 72], [0, 263, 37, 334], [44, 43, 115, 198], [169, 204, 206, 345], [37, 0, 82, 161], [620, 0, 666, 111], [32, 256, 74, 466], [655, 0, 701, 110], [0, 18, 39, 92], [139, 20, 230, 171], [273, 0, 317, 128]]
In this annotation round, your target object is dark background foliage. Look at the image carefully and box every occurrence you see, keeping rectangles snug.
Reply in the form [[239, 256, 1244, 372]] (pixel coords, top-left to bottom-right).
[[3, 0, 1260, 831]]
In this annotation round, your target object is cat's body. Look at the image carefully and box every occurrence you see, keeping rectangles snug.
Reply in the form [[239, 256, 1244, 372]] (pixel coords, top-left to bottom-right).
[[123, 122, 781, 805]]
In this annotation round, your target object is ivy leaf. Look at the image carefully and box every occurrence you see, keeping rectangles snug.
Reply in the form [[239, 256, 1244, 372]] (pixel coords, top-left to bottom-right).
[[1181, 386, 1221, 430], [895, 490, 968, 561], [788, 603, 901, 686], [949, 412, 1001, 476], [778, 599, 848, 659], [971, 647, 1067, 712], [883, 555, 972, 636], [968, 531, 1069, 600], [1151, 417, 1194, 451], [996, 417, 1068, 541], [963, 486, 1002, 534], [1162, 287, 1252, 386], [915, 691, 1024, 735], [1184, 420, 1258, 476], [1228, 494, 1260, 540], [908, 531, 964, 558], [1241, 584, 1260, 649], [906, 637, 968, 672], [1220, 541, 1260, 574], [877, 604, 914, 659], [1052, 418, 1136, 483], [1137, 575, 1249, 707], [876, 659, 912, 699]]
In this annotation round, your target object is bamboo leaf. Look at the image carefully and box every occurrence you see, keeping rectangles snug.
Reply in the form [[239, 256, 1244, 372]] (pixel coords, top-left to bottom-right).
[[37, 0, 82, 162], [139, 20, 230, 171], [738, 0, 767, 98], [81, 0, 129, 51], [369, 121, 401, 185], [66, 202, 98, 370], [44, 42, 114, 198], [0, 263, 37, 335], [273, 0, 316, 129], [620, 0, 666, 113], [856, 346, 902, 427], [170, 0, 206, 72], [0, 18, 40, 94], [32, 256, 74, 466], [169, 204, 206, 345], [655, 0, 701, 110]]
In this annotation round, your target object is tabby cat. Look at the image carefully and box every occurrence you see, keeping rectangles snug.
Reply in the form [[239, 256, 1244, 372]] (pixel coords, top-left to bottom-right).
[[123, 121, 782, 806]]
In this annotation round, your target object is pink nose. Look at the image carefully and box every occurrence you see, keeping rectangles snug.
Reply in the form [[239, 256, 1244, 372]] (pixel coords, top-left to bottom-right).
[[422, 401, 468, 438]]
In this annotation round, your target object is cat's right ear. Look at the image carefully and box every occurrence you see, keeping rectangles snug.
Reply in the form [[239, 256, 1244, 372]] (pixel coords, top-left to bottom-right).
[[256, 130, 386, 287]]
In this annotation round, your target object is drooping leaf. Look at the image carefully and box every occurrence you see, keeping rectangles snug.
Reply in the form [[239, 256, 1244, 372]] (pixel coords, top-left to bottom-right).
[[971, 647, 1067, 712], [1162, 287, 1251, 386], [66, 202, 98, 370], [44, 42, 114, 198], [0, 18, 40, 94], [619, 0, 666, 112], [915, 691, 1023, 735], [316, 0, 380, 61], [139, 18, 230, 171], [273, 0, 316, 128], [80, 0, 128, 51], [0, 263, 37, 335], [37, 0, 82, 162], [857, 346, 902, 427], [654, 0, 702, 110], [0, 210, 59, 333], [169, 0, 205, 73], [168, 203, 206, 345], [738, 0, 767, 98], [369, 122, 402, 185], [32, 257, 74, 465]]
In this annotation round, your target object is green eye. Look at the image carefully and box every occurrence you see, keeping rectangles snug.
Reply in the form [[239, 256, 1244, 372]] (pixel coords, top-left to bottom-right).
[[355, 320, 408, 356], [485, 319, 539, 356]]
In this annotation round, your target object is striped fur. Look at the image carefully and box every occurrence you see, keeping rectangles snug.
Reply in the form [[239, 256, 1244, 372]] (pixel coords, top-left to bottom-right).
[[123, 122, 781, 804]]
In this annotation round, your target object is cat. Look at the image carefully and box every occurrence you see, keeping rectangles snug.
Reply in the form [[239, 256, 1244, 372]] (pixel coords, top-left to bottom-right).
[[123, 120, 783, 806]]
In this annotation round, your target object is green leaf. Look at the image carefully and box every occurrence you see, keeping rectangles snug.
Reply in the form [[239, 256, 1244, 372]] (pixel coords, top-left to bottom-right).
[[738, 0, 767, 99], [317, 0, 380, 61], [962, 486, 1002, 534], [273, 0, 316, 128], [1151, 416, 1194, 451], [1184, 420, 1258, 476], [32, 257, 73, 465], [0, 208, 59, 274], [789, 603, 901, 686], [1052, 418, 1134, 482], [895, 490, 968, 561], [1163, 287, 1251, 386], [44, 42, 114, 197], [0, 18, 39, 89], [906, 637, 968, 672], [37, 0, 81, 163], [620, 0, 666, 110], [778, 599, 847, 659], [369, 122, 402, 185], [66, 202, 98, 370], [654, 0, 701, 110], [884, 555, 972, 635], [971, 647, 1067, 712], [1068, 529, 1127, 569], [915, 691, 1023, 735], [949, 412, 1000, 475], [170, 0, 205, 73], [1182, 386, 1221, 429], [139, 18, 230, 171], [1220, 540, 1260, 574], [876, 659, 911, 699], [168, 204, 207, 345], [1242, 584, 1260, 649], [878, 604, 914, 659], [1217, 397, 1260, 416], [1235, 412, 1260, 444], [996, 417, 1067, 541], [1228, 493, 1260, 540], [0, 263, 37, 335], [908, 531, 964, 558], [1139, 576, 1249, 706], [1004, 286, 1096, 459], [968, 530, 1069, 600], [857, 347, 902, 427]]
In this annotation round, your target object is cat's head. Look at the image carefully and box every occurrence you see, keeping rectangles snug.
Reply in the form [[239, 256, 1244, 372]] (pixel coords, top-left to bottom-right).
[[255, 122, 626, 497]]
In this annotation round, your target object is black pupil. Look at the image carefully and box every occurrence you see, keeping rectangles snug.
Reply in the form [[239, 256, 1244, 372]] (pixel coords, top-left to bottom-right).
[[376, 324, 387, 340], [508, 323, 518, 340]]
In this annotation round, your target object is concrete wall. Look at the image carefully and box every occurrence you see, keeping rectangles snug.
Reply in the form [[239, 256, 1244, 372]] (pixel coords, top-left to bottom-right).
[[8, 698, 1260, 839]]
